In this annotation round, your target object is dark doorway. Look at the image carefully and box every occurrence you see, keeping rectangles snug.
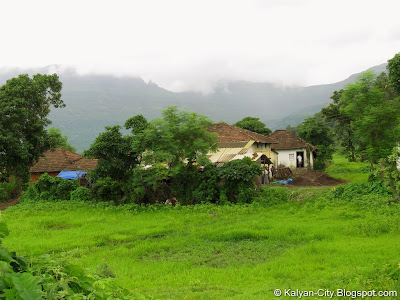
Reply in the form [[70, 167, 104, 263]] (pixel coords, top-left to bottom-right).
[[296, 151, 304, 168]]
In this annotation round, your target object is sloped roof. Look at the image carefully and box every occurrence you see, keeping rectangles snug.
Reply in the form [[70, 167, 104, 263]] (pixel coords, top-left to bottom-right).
[[209, 123, 277, 144], [30, 148, 98, 173], [268, 130, 317, 151]]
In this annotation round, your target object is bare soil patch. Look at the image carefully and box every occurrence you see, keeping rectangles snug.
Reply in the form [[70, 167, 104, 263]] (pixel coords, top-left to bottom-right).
[[288, 171, 346, 187], [0, 199, 19, 210]]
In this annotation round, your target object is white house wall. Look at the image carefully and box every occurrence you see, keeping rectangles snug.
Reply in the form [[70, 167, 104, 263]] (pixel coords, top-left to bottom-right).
[[275, 148, 313, 169]]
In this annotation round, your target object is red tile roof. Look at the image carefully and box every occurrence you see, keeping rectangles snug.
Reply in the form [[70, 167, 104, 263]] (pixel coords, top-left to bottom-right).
[[209, 123, 277, 144], [30, 148, 98, 173], [268, 130, 317, 151]]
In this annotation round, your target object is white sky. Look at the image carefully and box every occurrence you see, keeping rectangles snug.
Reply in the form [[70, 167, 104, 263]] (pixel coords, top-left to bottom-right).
[[1, 0, 399, 92]]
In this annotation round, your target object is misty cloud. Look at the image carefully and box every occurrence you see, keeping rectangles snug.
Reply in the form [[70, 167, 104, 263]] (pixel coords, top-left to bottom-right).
[[0, 0, 399, 93]]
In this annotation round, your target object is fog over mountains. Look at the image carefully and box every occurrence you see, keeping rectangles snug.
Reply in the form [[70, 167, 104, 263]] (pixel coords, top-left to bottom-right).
[[0, 63, 387, 152]]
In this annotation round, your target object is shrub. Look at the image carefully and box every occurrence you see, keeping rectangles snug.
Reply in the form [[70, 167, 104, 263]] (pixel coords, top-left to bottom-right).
[[20, 173, 80, 202], [92, 177, 124, 204], [70, 187, 93, 202], [53, 177, 79, 200], [0, 180, 19, 202], [332, 181, 389, 201], [374, 147, 400, 202], [220, 157, 263, 203], [171, 162, 220, 205]]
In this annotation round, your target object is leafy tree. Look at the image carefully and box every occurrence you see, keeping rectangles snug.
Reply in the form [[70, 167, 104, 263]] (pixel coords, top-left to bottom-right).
[[0, 74, 63, 186], [375, 72, 399, 100], [47, 127, 77, 152], [340, 71, 400, 169], [297, 116, 334, 170], [124, 114, 148, 135], [133, 106, 217, 168], [84, 125, 136, 182], [130, 106, 218, 203], [388, 52, 400, 94], [321, 89, 358, 161], [234, 117, 272, 136]]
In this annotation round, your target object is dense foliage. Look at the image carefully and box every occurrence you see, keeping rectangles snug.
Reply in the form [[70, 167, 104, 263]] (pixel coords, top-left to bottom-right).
[[322, 54, 400, 167], [234, 117, 272, 136], [0, 74, 64, 187], [297, 116, 334, 170], [20, 173, 80, 202], [374, 147, 400, 202], [47, 127, 77, 152]]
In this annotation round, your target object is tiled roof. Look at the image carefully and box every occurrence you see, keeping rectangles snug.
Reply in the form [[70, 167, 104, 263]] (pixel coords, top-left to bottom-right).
[[30, 148, 98, 173], [268, 130, 317, 151], [209, 123, 277, 144]]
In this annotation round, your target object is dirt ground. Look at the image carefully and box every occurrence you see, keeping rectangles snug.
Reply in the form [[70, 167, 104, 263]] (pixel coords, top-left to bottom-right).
[[0, 199, 19, 210], [288, 171, 347, 187]]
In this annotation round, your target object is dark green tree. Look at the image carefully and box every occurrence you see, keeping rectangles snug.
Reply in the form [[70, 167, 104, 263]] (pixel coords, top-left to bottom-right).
[[85, 114, 149, 183], [374, 72, 399, 100], [297, 116, 334, 170], [0, 74, 63, 186], [322, 89, 357, 161], [84, 125, 136, 182], [47, 127, 77, 152], [340, 71, 400, 169], [234, 117, 272, 136], [388, 52, 400, 94]]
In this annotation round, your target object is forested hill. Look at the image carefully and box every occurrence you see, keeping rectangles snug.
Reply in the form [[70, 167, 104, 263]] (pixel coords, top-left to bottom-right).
[[0, 63, 387, 152]]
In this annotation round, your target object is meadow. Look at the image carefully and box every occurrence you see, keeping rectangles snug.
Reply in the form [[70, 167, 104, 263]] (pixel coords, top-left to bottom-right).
[[1, 155, 400, 299]]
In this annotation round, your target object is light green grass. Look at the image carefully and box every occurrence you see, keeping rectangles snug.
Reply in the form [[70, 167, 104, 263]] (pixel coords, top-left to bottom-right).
[[2, 196, 400, 299], [325, 154, 372, 183]]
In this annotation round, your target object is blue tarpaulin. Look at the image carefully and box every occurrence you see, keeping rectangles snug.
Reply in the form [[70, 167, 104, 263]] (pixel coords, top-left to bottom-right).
[[272, 178, 293, 185], [57, 170, 87, 180]]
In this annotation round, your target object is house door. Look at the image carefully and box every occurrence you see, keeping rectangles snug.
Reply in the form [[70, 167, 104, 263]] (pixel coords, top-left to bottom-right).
[[296, 151, 304, 168]]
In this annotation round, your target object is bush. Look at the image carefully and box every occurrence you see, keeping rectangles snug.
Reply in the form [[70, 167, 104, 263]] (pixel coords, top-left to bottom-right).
[[332, 181, 390, 201], [0, 180, 19, 202], [70, 187, 93, 202], [53, 177, 79, 200], [220, 157, 263, 203], [20, 173, 80, 202], [171, 163, 220, 205], [92, 177, 124, 204]]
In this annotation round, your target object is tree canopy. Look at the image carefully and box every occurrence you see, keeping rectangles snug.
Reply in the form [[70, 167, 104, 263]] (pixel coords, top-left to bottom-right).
[[388, 52, 400, 94], [323, 70, 400, 169], [47, 127, 77, 152], [134, 106, 218, 168], [297, 116, 334, 170], [0, 74, 63, 185], [234, 117, 272, 136]]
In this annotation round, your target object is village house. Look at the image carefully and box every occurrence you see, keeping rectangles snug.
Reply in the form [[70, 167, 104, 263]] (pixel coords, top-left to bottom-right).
[[30, 148, 98, 182], [208, 123, 278, 182], [267, 130, 317, 169]]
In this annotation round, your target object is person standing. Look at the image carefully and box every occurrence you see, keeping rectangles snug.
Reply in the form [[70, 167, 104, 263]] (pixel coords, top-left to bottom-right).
[[297, 154, 303, 167]]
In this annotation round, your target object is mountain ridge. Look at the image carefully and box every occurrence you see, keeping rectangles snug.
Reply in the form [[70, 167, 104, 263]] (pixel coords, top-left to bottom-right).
[[0, 63, 388, 152]]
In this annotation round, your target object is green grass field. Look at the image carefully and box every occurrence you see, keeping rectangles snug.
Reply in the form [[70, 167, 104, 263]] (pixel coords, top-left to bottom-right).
[[325, 154, 372, 183], [2, 193, 400, 299], [1, 155, 399, 299]]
